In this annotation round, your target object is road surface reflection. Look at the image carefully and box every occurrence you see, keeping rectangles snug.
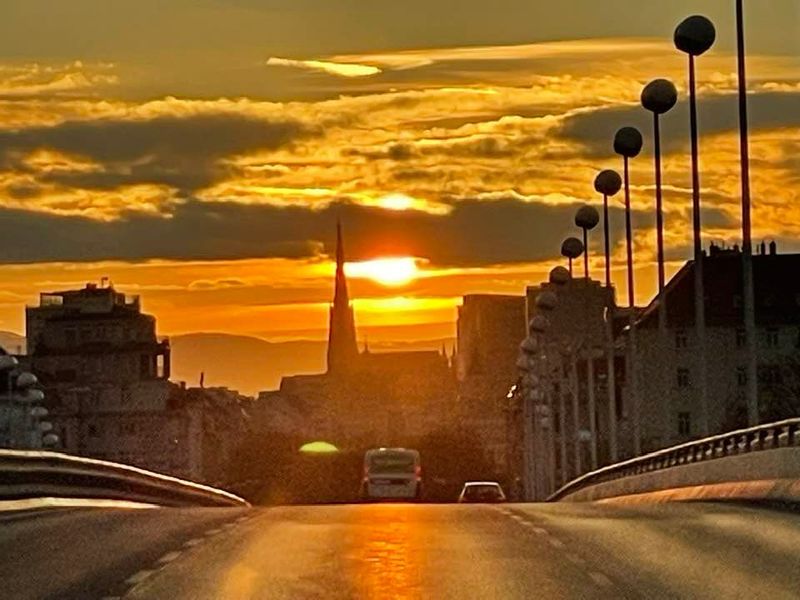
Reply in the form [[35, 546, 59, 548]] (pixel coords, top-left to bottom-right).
[[354, 504, 423, 600]]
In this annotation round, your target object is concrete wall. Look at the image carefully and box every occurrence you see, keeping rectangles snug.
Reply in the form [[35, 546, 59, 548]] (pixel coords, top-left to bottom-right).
[[558, 447, 800, 503]]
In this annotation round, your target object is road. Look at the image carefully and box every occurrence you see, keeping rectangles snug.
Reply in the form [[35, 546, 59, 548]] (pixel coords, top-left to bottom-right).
[[2, 501, 800, 599]]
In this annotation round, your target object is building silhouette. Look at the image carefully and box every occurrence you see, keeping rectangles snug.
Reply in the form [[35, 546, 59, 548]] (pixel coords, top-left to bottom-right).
[[635, 244, 800, 450], [25, 282, 249, 483], [327, 221, 359, 374], [274, 224, 456, 449], [455, 294, 526, 480]]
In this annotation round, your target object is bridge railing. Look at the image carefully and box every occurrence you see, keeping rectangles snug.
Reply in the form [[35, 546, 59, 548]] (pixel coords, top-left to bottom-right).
[[0, 449, 250, 508], [547, 418, 800, 502]]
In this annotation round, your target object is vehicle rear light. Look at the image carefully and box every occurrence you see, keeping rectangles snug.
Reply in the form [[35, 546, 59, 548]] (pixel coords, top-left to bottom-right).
[[415, 465, 422, 480]]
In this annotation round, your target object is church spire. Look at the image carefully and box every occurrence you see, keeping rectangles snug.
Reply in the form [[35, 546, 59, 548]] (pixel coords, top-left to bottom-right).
[[327, 220, 359, 374], [334, 219, 350, 306]]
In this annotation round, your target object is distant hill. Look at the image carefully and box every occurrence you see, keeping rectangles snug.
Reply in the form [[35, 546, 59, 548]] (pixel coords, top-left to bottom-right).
[[0, 330, 453, 396], [169, 333, 327, 395], [169, 332, 454, 396], [0, 331, 25, 354]]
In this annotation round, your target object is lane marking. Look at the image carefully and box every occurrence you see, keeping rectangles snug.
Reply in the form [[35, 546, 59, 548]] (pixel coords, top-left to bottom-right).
[[532, 526, 548, 535], [157, 551, 182, 564], [588, 571, 613, 588], [183, 538, 204, 548], [204, 527, 223, 536], [125, 570, 155, 586]]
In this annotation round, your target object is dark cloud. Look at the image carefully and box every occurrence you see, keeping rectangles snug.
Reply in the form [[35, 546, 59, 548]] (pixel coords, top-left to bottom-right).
[[0, 113, 315, 194], [559, 91, 800, 157], [0, 196, 650, 267], [347, 135, 516, 163]]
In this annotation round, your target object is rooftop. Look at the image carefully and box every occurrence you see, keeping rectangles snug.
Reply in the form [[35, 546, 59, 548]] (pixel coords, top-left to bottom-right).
[[637, 247, 800, 329]]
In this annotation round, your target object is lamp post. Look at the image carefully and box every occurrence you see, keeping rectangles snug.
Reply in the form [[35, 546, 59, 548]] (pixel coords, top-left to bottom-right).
[[548, 265, 571, 484], [642, 78, 679, 447], [561, 237, 584, 277], [560, 238, 585, 473], [594, 169, 622, 462], [614, 126, 644, 456], [575, 205, 601, 470], [734, 0, 758, 427], [528, 314, 550, 499], [515, 346, 538, 501], [535, 289, 559, 494], [675, 15, 715, 437], [641, 79, 678, 332]]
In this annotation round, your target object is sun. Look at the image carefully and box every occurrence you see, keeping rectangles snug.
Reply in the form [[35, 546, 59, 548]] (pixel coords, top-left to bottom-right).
[[346, 257, 420, 287], [376, 193, 415, 211]]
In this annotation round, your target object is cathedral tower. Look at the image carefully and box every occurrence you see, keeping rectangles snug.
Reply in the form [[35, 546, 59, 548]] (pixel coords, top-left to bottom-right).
[[326, 221, 359, 374]]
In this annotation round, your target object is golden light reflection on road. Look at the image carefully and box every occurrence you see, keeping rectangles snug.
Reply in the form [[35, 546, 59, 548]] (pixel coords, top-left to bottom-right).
[[353, 504, 423, 600]]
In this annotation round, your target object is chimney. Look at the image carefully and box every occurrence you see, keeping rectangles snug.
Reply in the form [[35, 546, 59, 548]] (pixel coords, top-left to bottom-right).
[[769, 240, 777, 256], [759, 241, 767, 255]]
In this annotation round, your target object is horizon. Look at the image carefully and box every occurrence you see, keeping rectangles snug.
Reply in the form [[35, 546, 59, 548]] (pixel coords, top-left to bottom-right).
[[0, 0, 797, 355]]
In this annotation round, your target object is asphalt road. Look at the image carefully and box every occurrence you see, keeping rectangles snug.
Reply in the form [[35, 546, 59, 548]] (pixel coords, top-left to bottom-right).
[[3, 501, 800, 599]]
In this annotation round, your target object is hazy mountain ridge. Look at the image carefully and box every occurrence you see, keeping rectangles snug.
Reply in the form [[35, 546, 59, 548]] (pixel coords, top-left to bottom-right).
[[170, 332, 453, 396], [0, 330, 452, 395], [0, 331, 25, 354]]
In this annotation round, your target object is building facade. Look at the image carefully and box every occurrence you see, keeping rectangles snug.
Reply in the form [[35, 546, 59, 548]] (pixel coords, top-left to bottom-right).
[[635, 245, 800, 451], [25, 282, 249, 483], [455, 294, 526, 479]]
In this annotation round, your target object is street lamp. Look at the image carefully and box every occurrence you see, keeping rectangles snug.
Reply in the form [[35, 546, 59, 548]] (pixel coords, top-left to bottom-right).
[[641, 78, 678, 331], [528, 314, 551, 499], [614, 125, 643, 456], [675, 15, 715, 437], [642, 78, 679, 449], [594, 169, 622, 462], [561, 237, 584, 277], [575, 205, 601, 470], [594, 170, 622, 289], [734, 0, 758, 427], [534, 290, 559, 494], [547, 266, 571, 485], [575, 206, 600, 281], [517, 329, 542, 501]]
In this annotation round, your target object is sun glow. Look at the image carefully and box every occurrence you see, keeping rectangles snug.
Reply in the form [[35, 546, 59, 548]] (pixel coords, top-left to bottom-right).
[[346, 257, 420, 287], [377, 193, 415, 211]]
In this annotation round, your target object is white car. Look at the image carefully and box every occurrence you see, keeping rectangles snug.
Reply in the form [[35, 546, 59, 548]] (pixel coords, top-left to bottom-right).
[[458, 481, 507, 503]]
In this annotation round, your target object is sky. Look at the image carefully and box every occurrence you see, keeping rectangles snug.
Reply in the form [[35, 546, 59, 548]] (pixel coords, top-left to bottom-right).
[[0, 0, 797, 343]]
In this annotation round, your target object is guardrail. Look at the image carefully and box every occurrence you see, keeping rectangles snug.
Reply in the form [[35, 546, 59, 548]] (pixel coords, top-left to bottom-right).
[[0, 449, 250, 508], [548, 418, 800, 502]]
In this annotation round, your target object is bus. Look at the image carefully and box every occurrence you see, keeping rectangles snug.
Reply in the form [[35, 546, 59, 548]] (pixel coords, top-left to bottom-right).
[[361, 447, 421, 501]]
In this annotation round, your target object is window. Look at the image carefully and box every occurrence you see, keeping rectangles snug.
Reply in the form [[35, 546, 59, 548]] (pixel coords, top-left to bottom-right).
[[677, 368, 690, 388], [678, 412, 691, 436], [675, 330, 688, 349], [766, 328, 779, 348], [736, 367, 747, 387], [735, 329, 746, 348]]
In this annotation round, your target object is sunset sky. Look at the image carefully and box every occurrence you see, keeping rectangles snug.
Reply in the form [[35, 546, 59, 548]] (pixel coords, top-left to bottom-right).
[[0, 1, 798, 344]]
